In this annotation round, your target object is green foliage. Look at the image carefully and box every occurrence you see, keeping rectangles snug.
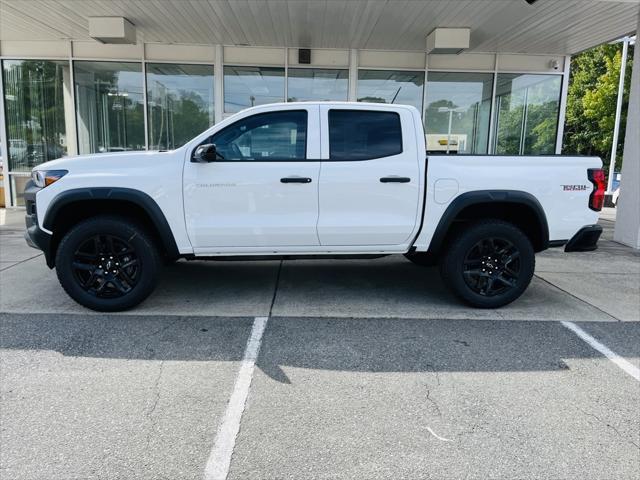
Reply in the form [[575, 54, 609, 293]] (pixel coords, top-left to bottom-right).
[[495, 75, 562, 155], [424, 99, 457, 134], [563, 42, 634, 174], [148, 90, 212, 150], [495, 100, 561, 155]]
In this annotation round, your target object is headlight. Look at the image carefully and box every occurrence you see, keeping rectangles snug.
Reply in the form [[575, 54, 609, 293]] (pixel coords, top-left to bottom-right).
[[31, 169, 68, 188]]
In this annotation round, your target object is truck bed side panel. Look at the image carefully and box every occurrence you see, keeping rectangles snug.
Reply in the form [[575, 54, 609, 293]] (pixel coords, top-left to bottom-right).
[[413, 155, 601, 252]]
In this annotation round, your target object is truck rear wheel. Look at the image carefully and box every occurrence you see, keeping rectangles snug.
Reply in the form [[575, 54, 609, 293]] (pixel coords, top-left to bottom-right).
[[55, 215, 161, 312], [439, 220, 535, 308]]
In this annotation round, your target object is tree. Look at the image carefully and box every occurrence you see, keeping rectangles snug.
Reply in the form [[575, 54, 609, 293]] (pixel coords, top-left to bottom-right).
[[563, 42, 634, 177], [148, 89, 211, 150]]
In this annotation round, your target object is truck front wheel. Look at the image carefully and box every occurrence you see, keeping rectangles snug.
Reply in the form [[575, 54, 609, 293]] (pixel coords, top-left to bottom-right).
[[55, 215, 161, 312], [439, 220, 535, 308]]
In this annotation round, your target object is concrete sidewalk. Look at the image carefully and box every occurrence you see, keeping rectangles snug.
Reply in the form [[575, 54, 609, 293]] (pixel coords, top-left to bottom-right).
[[535, 208, 640, 321], [1, 207, 638, 321]]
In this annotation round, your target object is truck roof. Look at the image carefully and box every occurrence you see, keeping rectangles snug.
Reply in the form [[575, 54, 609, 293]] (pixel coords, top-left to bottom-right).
[[240, 101, 419, 111]]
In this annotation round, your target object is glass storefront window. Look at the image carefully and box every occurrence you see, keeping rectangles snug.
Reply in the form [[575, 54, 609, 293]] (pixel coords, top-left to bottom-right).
[[425, 72, 493, 154], [493, 74, 562, 155], [357, 70, 424, 112], [2, 59, 71, 205], [74, 61, 145, 154], [146, 63, 214, 150], [287, 68, 348, 102], [224, 66, 284, 113]]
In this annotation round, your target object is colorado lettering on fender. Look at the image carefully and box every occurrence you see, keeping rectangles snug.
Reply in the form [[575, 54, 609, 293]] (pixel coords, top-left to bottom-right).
[[562, 185, 589, 191]]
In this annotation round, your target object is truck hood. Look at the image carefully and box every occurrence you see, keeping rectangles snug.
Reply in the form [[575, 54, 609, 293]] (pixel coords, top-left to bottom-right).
[[33, 150, 175, 172]]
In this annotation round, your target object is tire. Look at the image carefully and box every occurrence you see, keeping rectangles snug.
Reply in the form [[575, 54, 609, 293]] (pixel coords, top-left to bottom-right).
[[55, 215, 161, 312], [439, 220, 535, 308]]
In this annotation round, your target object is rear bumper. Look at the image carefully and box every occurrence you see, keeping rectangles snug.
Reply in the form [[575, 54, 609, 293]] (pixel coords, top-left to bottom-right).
[[564, 224, 603, 252], [24, 180, 54, 267]]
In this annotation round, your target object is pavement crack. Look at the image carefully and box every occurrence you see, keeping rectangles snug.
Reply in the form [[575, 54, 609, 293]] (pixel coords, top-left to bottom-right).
[[147, 361, 165, 418], [577, 407, 639, 449], [144, 361, 165, 450], [0, 253, 43, 272], [146, 318, 181, 340], [142, 318, 181, 357], [534, 274, 621, 321], [424, 364, 442, 416], [424, 363, 442, 388], [424, 388, 442, 416]]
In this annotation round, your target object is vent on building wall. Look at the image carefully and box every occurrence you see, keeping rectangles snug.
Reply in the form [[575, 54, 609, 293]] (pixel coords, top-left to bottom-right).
[[298, 49, 311, 64], [426, 28, 470, 55], [89, 17, 136, 44]]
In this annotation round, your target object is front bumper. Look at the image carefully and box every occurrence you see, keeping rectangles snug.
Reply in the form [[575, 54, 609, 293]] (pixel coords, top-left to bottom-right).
[[565, 224, 603, 252], [24, 180, 54, 267]]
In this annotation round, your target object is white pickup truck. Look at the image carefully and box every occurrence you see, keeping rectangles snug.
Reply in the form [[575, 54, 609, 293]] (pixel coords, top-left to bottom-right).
[[24, 102, 605, 311]]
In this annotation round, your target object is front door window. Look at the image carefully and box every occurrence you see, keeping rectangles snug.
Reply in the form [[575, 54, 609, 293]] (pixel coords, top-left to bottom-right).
[[209, 110, 307, 161]]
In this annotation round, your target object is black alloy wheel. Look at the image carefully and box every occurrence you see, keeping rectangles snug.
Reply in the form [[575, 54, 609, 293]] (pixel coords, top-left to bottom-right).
[[462, 237, 521, 297], [56, 215, 160, 312], [439, 220, 535, 308], [72, 234, 140, 298]]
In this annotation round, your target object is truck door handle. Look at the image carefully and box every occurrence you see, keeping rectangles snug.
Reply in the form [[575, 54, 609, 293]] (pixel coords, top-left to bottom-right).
[[281, 176, 312, 183], [380, 176, 411, 183]]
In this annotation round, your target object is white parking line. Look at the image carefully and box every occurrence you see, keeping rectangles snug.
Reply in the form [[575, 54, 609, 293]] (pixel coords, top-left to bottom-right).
[[561, 321, 640, 382], [204, 316, 269, 480]]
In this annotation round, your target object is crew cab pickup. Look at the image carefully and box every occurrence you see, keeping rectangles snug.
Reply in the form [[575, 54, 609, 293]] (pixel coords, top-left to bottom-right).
[[24, 102, 605, 311]]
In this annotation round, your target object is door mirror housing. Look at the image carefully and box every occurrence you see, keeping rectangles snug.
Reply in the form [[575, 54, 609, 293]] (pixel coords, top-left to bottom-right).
[[192, 143, 218, 163]]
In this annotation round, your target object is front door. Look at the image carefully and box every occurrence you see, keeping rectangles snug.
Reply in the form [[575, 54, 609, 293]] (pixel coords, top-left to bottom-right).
[[317, 106, 421, 246], [183, 106, 321, 250]]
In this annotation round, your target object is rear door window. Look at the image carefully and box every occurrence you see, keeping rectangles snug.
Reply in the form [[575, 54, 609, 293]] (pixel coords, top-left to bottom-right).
[[328, 110, 402, 160]]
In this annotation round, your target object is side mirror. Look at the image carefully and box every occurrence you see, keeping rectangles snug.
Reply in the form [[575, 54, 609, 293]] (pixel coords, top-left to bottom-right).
[[192, 143, 218, 163]]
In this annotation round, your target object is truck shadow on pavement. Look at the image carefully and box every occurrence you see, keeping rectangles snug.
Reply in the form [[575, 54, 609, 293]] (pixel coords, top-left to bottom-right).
[[2, 313, 639, 383], [156, 258, 605, 321]]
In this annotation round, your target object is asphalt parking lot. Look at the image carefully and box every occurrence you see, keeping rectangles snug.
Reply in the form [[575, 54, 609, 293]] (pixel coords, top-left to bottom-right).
[[1, 208, 639, 479]]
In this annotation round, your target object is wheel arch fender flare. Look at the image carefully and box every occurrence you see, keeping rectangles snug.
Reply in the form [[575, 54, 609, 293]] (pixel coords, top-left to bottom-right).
[[43, 187, 180, 259], [427, 190, 550, 255]]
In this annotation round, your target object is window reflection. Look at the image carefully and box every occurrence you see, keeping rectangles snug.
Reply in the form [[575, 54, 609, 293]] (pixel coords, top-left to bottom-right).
[[357, 70, 424, 112], [493, 74, 562, 155], [2, 59, 71, 205], [146, 63, 214, 150], [287, 68, 348, 102], [224, 66, 284, 113], [2, 60, 69, 171], [74, 61, 145, 154], [211, 111, 307, 161], [425, 72, 493, 154]]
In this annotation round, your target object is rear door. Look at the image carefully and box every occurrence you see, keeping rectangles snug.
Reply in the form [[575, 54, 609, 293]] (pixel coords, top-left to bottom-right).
[[317, 106, 421, 246]]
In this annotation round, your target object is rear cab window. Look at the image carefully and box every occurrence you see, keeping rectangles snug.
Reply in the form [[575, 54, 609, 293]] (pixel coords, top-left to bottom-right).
[[328, 110, 403, 160]]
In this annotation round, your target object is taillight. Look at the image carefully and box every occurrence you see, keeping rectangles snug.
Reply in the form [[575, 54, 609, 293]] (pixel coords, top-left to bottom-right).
[[588, 168, 606, 211]]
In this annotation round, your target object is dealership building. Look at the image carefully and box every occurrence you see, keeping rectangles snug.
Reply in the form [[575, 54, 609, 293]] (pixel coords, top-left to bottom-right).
[[0, 0, 639, 247]]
